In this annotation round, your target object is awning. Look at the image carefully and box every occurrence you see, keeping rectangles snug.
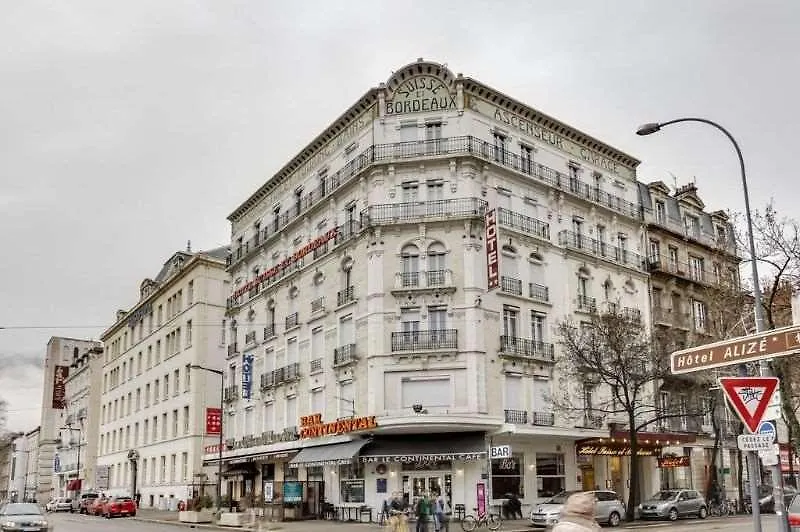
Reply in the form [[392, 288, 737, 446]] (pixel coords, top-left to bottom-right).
[[358, 432, 487, 463], [66, 479, 82, 491], [288, 439, 369, 468]]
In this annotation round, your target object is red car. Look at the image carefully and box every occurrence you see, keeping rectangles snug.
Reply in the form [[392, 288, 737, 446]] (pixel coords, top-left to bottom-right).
[[89, 496, 108, 516], [788, 493, 800, 530], [99, 495, 137, 518]]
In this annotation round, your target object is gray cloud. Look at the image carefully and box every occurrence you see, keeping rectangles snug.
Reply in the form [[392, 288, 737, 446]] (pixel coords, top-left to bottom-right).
[[1, 0, 799, 430]]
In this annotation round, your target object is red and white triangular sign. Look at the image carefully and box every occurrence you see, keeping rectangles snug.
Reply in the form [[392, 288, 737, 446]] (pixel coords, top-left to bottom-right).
[[719, 377, 779, 433]]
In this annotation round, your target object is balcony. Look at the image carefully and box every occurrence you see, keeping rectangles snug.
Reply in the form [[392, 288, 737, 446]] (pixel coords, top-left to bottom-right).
[[499, 336, 555, 362], [227, 343, 239, 357], [311, 297, 325, 314], [500, 276, 523, 296], [245, 331, 257, 345], [337, 286, 355, 306], [391, 329, 458, 352], [223, 385, 239, 403], [260, 372, 274, 390], [264, 324, 276, 340], [497, 208, 550, 241], [393, 270, 455, 293], [576, 295, 597, 313], [285, 312, 299, 330], [504, 409, 528, 424], [273, 363, 301, 385], [648, 256, 711, 285], [309, 358, 323, 374], [529, 283, 549, 303], [364, 197, 487, 225], [558, 230, 645, 271], [622, 307, 642, 323], [333, 344, 358, 366], [583, 414, 604, 429], [532, 412, 555, 426]]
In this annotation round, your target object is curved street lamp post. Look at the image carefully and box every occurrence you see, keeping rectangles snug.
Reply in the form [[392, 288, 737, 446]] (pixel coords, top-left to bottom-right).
[[637, 118, 788, 532], [190, 364, 224, 513]]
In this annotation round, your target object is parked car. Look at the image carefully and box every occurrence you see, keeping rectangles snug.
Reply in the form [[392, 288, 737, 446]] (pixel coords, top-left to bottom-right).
[[639, 489, 707, 521], [72, 492, 100, 513], [787, 493, 800, 529], [530, 489, 625, 528], [746, 484, 798, 513], [99, 495, 137, 518], [45, 497, 71, 512], [0, 502, 51, 531], [88, 496, 108, 516]]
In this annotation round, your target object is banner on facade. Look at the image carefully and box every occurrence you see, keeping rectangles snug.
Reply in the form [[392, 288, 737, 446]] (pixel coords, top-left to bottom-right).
[[242, 353, 254, 400], [52, 366, 69, 409], [206, 407, 222, 435], [657, 455, 690, 468], [485, 209, 499, 290]]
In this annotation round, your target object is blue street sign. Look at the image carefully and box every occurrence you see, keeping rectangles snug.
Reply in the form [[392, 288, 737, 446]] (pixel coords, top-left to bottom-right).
[[757, 421, 777, 443]]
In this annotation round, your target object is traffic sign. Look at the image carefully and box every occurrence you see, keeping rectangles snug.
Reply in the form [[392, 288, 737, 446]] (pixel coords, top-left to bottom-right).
[[490, 445, 512, 459], [720, 377, 779, 433], [758, 421, 777, 443], [670, 324, 800, 374], [737, 434, 774, 451], [759, 443, 780, 467], [765, 388, 782, 422]]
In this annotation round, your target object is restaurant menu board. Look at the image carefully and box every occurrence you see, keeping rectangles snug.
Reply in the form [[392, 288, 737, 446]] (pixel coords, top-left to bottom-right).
[[340, 479, 366, 503], [284, 481, 303, 503]]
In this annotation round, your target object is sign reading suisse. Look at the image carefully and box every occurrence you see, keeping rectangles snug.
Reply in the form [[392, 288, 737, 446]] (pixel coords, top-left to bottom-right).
[[670, 324, 800, 374]]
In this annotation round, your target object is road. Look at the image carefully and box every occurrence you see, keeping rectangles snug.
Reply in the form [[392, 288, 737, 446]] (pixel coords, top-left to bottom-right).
[[45, 512, 784, 532]]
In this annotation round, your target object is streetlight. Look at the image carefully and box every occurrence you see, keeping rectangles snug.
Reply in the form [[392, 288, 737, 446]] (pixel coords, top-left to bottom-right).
[[61, 417, 85, 495], [190, 364, 224, 512], [637, 117, 787, 532]]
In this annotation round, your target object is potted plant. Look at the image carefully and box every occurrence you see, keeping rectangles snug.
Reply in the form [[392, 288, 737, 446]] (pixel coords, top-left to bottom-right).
[[178, 495, 213, 523]]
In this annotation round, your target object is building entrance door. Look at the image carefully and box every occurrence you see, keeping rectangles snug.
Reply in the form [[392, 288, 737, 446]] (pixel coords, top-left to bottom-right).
[[402, 474, 446, 508]]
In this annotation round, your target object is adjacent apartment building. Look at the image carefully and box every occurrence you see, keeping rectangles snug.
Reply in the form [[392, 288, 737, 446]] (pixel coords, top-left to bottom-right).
[[54, 344, 104, 496], [211, 59, 676, 516], [39, 337, 102, 503], [97, 246, 228, 509], [8, 428, 40, 502]]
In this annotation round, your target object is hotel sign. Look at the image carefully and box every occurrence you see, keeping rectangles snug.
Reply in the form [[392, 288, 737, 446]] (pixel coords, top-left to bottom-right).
[[386, 75, 457, 115], [299, 413, 378, 439], [576, 444, 661, 457], [485, 209, 499, 290], [52, 365, 69, 409], [467, 96, 634, 180], [657, 455, 691, 468], [232, 227, 339, 300]]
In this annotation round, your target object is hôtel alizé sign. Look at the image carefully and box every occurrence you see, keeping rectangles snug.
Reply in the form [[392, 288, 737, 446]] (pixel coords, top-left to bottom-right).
[[299, 413, 378, 439]]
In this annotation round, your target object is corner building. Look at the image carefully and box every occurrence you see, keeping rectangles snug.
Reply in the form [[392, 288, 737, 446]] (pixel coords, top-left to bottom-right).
[[98, 247, 228, 508], [216, 59, 657, 518]]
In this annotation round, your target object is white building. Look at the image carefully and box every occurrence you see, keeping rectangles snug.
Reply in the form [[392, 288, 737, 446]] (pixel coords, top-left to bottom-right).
[[39, 337, 101, 502], [97, 246, 228, 509], [55, 345, 104, 496], [212, 59, 663, 519], [8, 428, 40, 503]]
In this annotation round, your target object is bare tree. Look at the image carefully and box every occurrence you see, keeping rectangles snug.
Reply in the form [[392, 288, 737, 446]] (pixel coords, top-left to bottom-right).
[[553, 308, 711, 521]]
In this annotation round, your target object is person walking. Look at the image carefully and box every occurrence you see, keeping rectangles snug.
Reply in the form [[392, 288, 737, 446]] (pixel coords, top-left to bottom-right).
[[433, 491, 449, 532], [551, 492, 600, 532], [415, 492, 432, 532]]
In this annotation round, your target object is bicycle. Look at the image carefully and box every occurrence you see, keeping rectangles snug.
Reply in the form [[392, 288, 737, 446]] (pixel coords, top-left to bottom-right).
[[709, 499, 735, 517], [460, 507, 502, 531]]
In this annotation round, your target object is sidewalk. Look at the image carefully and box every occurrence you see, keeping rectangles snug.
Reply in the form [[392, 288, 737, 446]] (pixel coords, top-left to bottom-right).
[[133, 509, 535, 531]]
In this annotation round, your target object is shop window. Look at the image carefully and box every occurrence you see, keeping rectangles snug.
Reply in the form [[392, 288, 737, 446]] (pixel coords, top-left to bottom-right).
[[306, 466, 324, 481], [283, 462, 299, 480], [536, 453, 565, 498], [338, 462, 365, 503], [491, 454, 524, 497]]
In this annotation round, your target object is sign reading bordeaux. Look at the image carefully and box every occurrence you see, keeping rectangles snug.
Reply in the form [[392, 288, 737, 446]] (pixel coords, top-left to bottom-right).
[[670, 324, 800, 374], [386, 75, 457, 115]]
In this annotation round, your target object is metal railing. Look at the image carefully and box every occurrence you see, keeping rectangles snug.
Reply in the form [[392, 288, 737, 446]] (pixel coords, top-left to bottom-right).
[[576, 295, 597, 313], [264, 324, 276, 340], [245, 331, 256, 345], [364, 197, 487, 225], [285, 312, 299, 329], [529, 283, 549, 302], [337, 286, 355, 306], [227, 343, 239, 357], [497, 208, 550, 241], [504, 409, 528, 424], [500, 276, 523, 296], [334, 344, 358, 366], [559, 230, 645, 271], [532, 412, 555, 426], [223, 386, 239, 403], [390, 329, 458, 352], [309, 358, 323, 373], [394, 270, 453, 290], [311, 297, 325, 313], [499, 336, 555, 362]]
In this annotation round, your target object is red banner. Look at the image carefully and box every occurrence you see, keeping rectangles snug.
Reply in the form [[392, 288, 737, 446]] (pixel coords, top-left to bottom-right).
[[52, 365, 69, 409], [206, 407, 222, 435]]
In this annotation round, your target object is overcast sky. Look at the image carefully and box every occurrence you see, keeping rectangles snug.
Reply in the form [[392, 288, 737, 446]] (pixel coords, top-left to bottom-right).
[[1, 0, 798, 432]]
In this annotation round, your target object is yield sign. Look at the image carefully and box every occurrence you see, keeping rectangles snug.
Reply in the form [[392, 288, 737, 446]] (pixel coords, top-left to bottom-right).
[[719, 377, 779, 433]]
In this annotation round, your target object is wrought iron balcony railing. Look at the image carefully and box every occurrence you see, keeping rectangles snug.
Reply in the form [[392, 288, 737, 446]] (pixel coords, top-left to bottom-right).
[[285, 312, 299, 329], [363, 197, 487, 225], [223, 386, 239, 403], [227, 343, 239, 357], [390, 329, 458, 352], [532, 411, 555, 426], [529, 283, 549, 303], [333, 344, 358, 366], [337, 286, 355, 306], [500, 276, 523, 296], [499, 335, 555, 362], [263, 324, 276, 340], [497, 208, 550, 241], [504, 409, 528, 424]]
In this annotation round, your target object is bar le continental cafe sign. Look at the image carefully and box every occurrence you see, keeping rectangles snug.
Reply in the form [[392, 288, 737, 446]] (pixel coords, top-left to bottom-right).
[[299, 413, 378, 439]]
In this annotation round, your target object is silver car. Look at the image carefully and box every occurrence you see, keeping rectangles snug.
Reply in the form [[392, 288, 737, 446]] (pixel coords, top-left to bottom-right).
[[530, 490, 625, 528], [638, 489, 707, 521]]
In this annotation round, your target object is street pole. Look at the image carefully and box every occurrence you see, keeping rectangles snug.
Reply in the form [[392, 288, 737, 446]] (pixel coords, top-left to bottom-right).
[[190, 364, 225, 513], [637, 118, 789, 532]]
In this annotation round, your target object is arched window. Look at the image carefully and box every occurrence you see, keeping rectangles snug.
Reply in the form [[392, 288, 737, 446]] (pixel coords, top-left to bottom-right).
[[400, 244, 420, 287], [427, 242, 447, 286]]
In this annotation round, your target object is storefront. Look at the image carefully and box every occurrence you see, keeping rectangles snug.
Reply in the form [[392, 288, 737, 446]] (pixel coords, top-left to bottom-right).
[[657, 454, 692, 489], [575, 437, 662, 504]]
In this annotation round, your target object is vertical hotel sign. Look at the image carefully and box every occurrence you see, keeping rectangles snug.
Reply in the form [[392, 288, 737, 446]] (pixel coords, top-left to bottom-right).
[[485, 209, 500, 289], [241, 353, 254, 400], [52, 365, 69, 409], [205, 407, 222, 435]]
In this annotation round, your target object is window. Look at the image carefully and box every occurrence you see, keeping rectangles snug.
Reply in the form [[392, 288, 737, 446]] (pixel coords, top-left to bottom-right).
[[174, 369, 180, 395], [170, 454, 176, 482], [492, 454, 524, 497], [152, 416, 158, 441], [286, 396, 298, 429], [668, 247, 679, 271], [185, 364, 191, 392], [147, 346, 152, 369], [692, 300, 707, 331], [649, 240, 660, 262], [701, 396, 713, 427], [504, 375, 523, 411], [503, 306, 519, 337], [400, 308, 420, 334], [685, 215, 700, 238], [536, 453, 565, 498], [187, 281, 194, 305], [532, 379, 549, 413], [338, 381, 355, 418], [162, 412, 168, 440], [287, 337, 299, 365], [145, 383, 151, 407], [655, 200, 666, 223], [143, 419, 149, 445], [400, 244, 420, 287], [134, 423, 139, 446], [401, 182, 419, 203], [163, 375, 169, 399], [399, 121, 417, 143], [186, 320, 192, 347], [428, 307, 447, 331], [689, 256, 705, 282], [617, 233, 628, 262], [173, 409, 179, 437], [531, 312, 546, 343], [401, 376, 451, 409], [137, 352, 142, 375], [493, 132, 508, 163], [153, 379, 160, 403], [181, 452, 189, 482], [520, 145, 533, 174], [183, 406, 190, 434], [311, 388, 324, 416]]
